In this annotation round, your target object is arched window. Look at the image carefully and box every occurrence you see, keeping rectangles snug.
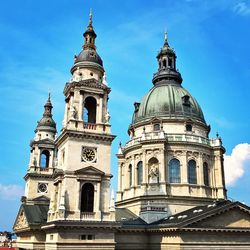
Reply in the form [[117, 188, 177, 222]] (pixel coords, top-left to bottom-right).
[[188, 160, 197, 184], [40, 150, 50, 168], [129, 164, 132, 187], [153, 123, 160, 131], [168, 58, 173, 68], [163, 59, 167, 67], [137, 161, 143, 185], [83, 97, 97, 123], [169, 159, 180, 183], [203, 162, 209, 186], [81, 183, 94, 212]]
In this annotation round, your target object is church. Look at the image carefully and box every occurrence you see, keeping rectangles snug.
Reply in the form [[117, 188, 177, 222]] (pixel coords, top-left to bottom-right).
[[13, 12, 250, 250]]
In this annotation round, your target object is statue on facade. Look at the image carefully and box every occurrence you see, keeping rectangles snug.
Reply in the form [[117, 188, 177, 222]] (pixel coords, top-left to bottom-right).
[[105, 109, 110, 124], [70, 105, 78, 119], [102, 71, 108, 85], [149, 164, 159, 184], [33, 157, 37, 167]]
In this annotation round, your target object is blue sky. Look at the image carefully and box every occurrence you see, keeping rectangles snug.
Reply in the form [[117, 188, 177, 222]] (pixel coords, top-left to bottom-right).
[[0, 0, 250, 231]]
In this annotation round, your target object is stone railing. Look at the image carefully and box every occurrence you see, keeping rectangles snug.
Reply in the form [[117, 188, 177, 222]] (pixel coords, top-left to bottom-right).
[[124, 132, 220, 149], [83, 122, 97, 130], [66, 120, 111, 134], [80, 212, 96, 220]]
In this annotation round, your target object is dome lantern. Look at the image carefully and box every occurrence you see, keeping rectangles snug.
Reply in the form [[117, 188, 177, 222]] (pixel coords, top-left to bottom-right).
[[152, 32, 182, 85]]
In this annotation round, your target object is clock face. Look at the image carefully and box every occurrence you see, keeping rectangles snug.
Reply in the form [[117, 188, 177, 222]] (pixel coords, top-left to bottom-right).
[[38, 183, 48, 193], [82, 147, 96, 162]]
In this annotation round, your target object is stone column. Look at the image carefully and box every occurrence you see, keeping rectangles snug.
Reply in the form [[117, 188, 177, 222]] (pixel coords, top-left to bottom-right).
[[142, 150, 147, 184], [98, 95, 103, 123], [49, 150, 54, 169], [94, 182, 101, 220], [95, 182, 100, 212], [159, 148, 165, 183], [76, 181, 81, 213], [95, 96, 100, 124], [134, 159, 138, 187], [78, 93, 83, 121], [63, 100, 69, 127], [198, 153, 203, 197], [117, 163, 122, 192], [56, 181, 62, 218], [132, 156, 136, 198], [182, 152, 188, 183]]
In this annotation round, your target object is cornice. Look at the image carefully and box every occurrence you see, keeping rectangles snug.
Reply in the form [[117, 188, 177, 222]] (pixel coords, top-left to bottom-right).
[[56, 129, 116, 146], [42, 220, 121, 230], [64, 78, 110, 96], [116, 195, 216, 207], [24, 172, 54, 181], [129, 117, 209, 131]]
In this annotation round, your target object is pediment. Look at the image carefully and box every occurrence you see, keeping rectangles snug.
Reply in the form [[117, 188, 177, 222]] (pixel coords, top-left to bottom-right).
[[75, 166, 105, 176], [13, 207, 29, 231], [185, 203, 250, 229], [150, 117, 162, 123], [32, 195, 50, 202]]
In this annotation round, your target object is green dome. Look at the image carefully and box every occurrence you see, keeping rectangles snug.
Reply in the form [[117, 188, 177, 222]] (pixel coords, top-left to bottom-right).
[[132, 82, 206, 124]]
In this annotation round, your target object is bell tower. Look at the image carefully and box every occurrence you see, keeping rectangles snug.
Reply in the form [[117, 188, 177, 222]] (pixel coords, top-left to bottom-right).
[[14, 12, 118, 250], [24, 94, 57, 203], [48, 10, 115, 222]]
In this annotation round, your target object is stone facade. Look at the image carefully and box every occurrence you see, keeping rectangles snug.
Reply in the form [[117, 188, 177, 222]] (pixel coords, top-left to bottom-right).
[[13, 12, 250, 250]]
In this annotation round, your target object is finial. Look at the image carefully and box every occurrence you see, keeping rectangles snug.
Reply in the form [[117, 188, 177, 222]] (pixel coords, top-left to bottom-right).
[[45, 93, 52, 107], [89, 8, 93, 26], [118, 142, 123, 154], [164, 31, 169, 46], [164, 31, 167, 42], [216, 132, 219, 138]]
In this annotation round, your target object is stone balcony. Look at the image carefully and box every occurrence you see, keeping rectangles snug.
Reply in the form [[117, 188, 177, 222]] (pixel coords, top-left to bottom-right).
[[28, 166, 54, 174], [65, 120, 111, 134], [124, 131, 222, 149]]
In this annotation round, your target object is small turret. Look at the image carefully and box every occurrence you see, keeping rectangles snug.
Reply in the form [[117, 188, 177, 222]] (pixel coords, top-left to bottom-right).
[[36, 94, 57, 139], [24, 94, 57, 203]]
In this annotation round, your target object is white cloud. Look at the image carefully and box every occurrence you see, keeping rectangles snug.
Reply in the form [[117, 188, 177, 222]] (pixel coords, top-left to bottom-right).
[[233, 1, 250, 16], [224, 143, 250, 186], [0, 184, 24, 200]]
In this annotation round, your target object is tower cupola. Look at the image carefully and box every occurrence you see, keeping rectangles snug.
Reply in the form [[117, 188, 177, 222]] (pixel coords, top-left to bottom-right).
[[152, 32, 182, 85], [36, 94, 57, 136], [71, 9, 104, 78]]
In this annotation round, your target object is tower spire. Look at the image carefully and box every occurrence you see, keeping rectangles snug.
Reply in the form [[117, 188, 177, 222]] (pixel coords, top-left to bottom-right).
[[83, 8, 97, 50], [89, 8, 92, 24], [88, 8, 93, 30]]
